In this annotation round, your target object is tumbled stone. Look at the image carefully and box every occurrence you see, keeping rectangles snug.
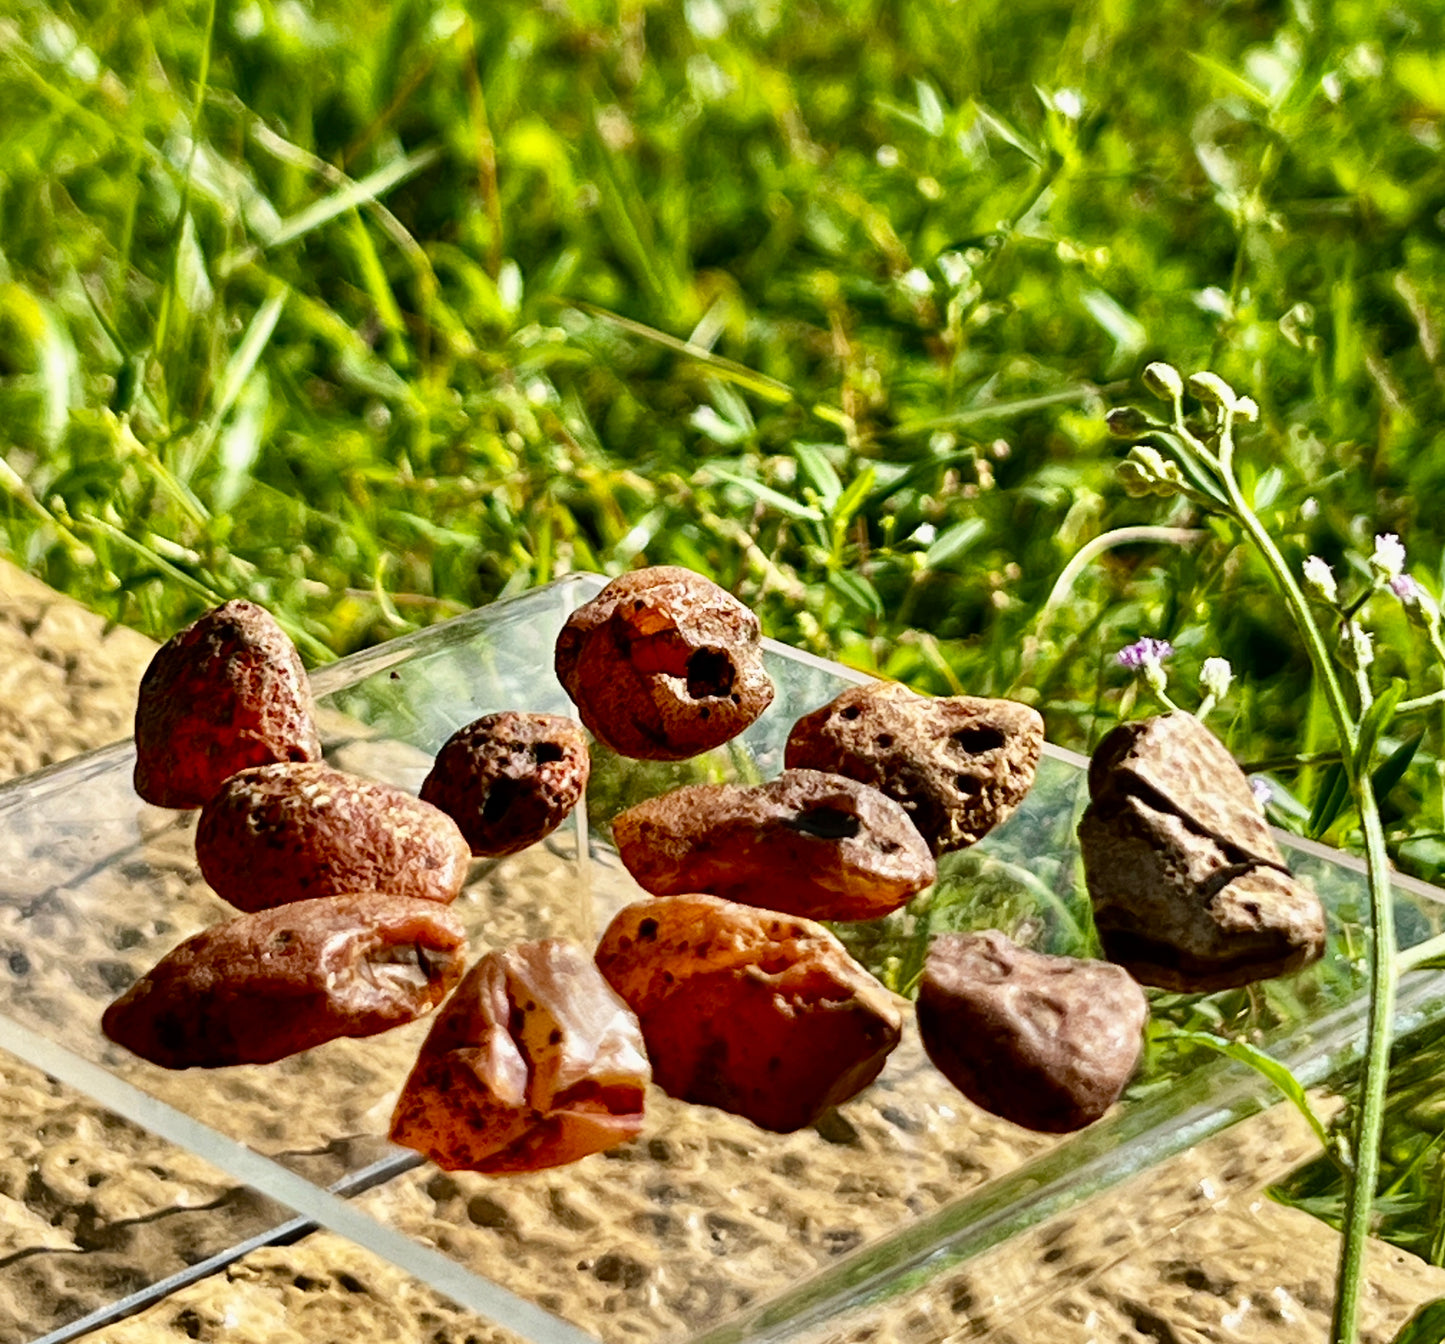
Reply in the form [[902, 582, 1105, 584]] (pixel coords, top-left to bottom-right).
[[134, 600, 322, 809], [554, 566, 774, 760], [390, 939, 649, 1173], [197, 763, 471, 911], [611, 768, 935, 921], [595, 894, 902, 1133], [917, 930, 1148, 1133], [1078, 712, 1326, 992], [101, 894, 468, 1069], [420, 712, 590, 857], [785, 680, 1043, 855]]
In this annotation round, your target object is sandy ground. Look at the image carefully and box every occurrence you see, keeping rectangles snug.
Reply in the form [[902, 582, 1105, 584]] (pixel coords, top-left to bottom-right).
[[1, 558, 1444, 1344]]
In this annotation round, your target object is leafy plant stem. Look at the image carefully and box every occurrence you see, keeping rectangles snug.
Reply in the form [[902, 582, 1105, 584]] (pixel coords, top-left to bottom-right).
[[1214, 417, 1392, 1344]]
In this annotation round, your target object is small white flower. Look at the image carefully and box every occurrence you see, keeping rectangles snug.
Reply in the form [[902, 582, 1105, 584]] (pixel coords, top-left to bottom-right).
[[914, 522, 937, 545], [1301, 497, 1319, 520], [1250, 777, 1273, 806], [1199, 657, 1233, 701], [1370, 533, 1406, 582], [1051, 88, 1083, 119], [1303, 556, 1338, 603]]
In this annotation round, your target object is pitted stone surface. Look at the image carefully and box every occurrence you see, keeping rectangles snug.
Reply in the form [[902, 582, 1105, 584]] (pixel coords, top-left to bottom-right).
[[612, 768, 935, 920], [785, 681, 1043, 856], [554, 566, 774, 761], [133, 600, 322, 809], [197, 762, 471, 911], [420, 711, 589, 857]]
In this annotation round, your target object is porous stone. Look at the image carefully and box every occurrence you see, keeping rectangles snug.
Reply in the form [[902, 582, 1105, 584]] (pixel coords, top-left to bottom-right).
[[390, 939, 650, 1173], [595, 894, 903, 1133], [611, 768, 935, 921], [554, 566, 774, 761], [917, 930, 1148, 1133], [419, 711, 589, 856], [785, 680, 1044, 855], [197, 762, 472, 911], [133, 600, 322, 809], [1078, 712, 1326, 992]]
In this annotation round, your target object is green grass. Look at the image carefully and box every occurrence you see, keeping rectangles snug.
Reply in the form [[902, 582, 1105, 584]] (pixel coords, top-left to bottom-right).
[[8, 0, 1445, 829]]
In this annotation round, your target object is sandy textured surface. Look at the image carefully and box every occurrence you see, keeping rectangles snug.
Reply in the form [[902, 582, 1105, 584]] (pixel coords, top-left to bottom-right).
[[2, 557, 1445, 1344]]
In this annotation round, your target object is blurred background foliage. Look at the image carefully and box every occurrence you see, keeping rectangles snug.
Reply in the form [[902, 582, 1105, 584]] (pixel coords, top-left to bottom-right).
[[4, 0, 1445, 867]]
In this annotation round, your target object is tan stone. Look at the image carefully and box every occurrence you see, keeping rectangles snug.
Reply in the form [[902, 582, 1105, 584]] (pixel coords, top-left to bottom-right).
[[785, 680, 1043, 856]]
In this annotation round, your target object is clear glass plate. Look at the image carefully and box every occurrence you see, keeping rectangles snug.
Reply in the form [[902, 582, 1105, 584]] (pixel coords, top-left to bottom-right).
[[2, 573, 1444, 1344]]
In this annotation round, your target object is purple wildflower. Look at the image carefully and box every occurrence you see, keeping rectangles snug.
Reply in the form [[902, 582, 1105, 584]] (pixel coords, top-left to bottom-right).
[[1116, 637, 1174, 670], [1250, 777, 1272, 806], [1390, 573, 1420, 602]]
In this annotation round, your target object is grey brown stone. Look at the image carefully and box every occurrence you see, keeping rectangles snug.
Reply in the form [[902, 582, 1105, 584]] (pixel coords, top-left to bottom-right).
[[554, 566, 774, 760], [917, 930, 1148, 1133], [611, 768, 936, 921], [133, 600, 322, 809], [390, 939, 650, 1173], [197, 762, 472, 911], [1078, 712, 1325, 992], [595, 894, 903, 1133], [419, 711, 589, 856], [785, 680, 1043, 855]]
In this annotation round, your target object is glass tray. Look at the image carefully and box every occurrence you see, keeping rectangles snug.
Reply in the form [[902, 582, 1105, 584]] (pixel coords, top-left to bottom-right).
[[3, 573, 1445, 1344]]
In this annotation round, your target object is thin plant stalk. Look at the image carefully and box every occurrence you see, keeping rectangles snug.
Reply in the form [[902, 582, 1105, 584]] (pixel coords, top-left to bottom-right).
[[1115, 368, 1402, 1344]]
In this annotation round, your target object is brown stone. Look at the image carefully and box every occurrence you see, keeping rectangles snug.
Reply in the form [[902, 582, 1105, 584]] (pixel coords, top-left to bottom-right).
[[419, 711, 589, 857], [595, 894, 902, 1132], [101, 894, 468, 1068], [1078, 712, 1326, 992], [917, 930, 1148, 1133], [784, 680, 1043, 855], [611, 768, 935, 921], [196, 763, 472, 912], [390, 939, 650, 1173], [554, 566, 774, 760], [133, 600, 322, 809]]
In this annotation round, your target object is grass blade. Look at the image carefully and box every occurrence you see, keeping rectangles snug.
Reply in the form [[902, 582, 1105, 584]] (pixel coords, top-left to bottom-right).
[[265, 148, 441, 251]]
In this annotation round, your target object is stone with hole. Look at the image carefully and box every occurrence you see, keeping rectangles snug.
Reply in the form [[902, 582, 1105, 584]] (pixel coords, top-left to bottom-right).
[[611, 768, 935, 921], [784, 681, 1043, 856], [420, 712, 590, 857], [1077, 712, 1325, 992], [554, 567, 774, 761]]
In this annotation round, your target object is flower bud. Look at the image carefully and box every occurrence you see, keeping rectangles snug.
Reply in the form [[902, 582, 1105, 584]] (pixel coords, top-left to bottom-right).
[[1105, 406, 1150, 438], [1199, 656, 1233, 701], [1142, 362, 1183, 401], [1392, 574, 1441, 632], [1118, 445, 1186, 498], [1303, 556, 1338, 604], [1187, 371, 1236, 413]]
